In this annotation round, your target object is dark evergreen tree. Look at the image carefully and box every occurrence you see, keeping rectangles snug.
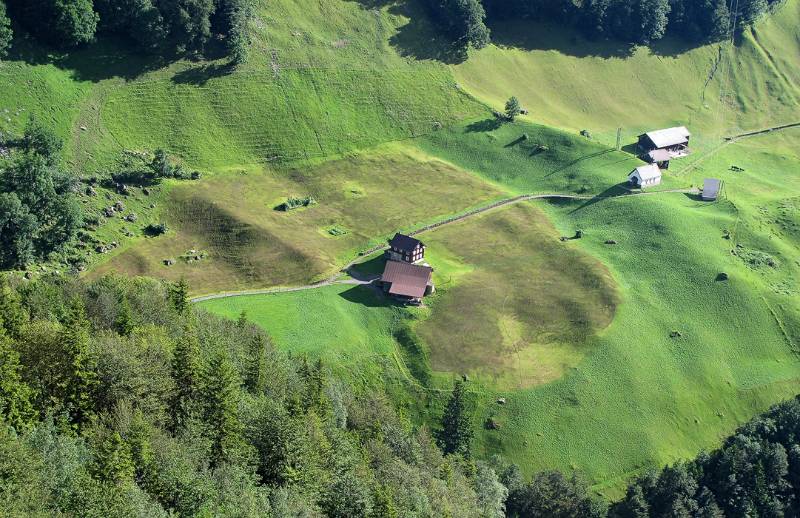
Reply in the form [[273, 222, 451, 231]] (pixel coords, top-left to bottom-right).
[[60, 298, 98, 427], [170, 326, 201, 430], [244, 333, 269, 395], [439, 379, 473, 457], [170, 278, 190, 314], [0, 322, 36, 431], [0, 0, 12, 57], [91, 431, 136, 484], [429, 0, 491, 50], [505, 96, 521, 121], [507, 470, 606, 517], [635, 0, 671, 44], [200, 349, 243, 466]]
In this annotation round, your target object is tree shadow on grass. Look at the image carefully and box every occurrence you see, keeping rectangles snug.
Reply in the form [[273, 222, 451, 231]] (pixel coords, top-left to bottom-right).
[[344, 0, 470, 64], [544, 148, 616, 177], [487, 19, 635, 59], [465, 118, 503, 133], [7, 32, 235, 83], [171, 62, 236, 86], [568, 182, 632, 214]]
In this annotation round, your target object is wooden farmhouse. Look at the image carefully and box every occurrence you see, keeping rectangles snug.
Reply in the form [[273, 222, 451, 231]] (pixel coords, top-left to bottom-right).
[[702, 178, 722, 201], [386, 233, 425, 263], [379, 260, 434, 304], [638, 126, 691, 168], [628, 164, 662, 188]]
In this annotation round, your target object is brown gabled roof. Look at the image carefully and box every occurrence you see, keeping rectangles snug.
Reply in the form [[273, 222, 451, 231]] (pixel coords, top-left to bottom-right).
[[388, 233, 424, 252], [381, 260, 432, 299]]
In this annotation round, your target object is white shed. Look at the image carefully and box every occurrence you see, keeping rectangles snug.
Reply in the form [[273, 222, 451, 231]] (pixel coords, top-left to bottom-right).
[[628, 164, 662, 188]]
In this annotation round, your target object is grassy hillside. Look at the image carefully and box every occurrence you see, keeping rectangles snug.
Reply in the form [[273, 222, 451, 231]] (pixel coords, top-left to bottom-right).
[[452, 0, 800, 145], [2, 0, 799, 499]]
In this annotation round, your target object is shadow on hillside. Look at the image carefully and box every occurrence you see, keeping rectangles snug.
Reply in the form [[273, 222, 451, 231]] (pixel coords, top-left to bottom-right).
[[569, 183, 631, 214], [488, 19, 635, 59], [346, 0, 470, 64], [465, 118, 503, 133], [338, 285, 397, 308], [172, 62, 236, 86], [8, 33, 234, 83]]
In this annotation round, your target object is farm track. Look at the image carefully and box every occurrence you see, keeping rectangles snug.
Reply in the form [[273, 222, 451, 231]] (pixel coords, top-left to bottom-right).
[[190, 187, 698, 303]]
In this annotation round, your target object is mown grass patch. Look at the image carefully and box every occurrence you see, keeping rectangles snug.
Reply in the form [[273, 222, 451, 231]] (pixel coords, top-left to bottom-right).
[[417, 203, 618, 390], [91, 152, 506, 294]]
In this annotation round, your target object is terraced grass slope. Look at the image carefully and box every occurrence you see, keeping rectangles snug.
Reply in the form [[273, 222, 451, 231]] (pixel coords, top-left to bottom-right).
[[452, 0, 800, 144], [91, 150, 506, 293]]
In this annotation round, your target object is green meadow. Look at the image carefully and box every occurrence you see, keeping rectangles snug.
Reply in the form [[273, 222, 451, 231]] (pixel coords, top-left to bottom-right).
[[2, 0, 799, 497]]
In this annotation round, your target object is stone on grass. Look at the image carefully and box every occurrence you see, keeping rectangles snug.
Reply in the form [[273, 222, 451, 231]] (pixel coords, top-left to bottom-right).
[[496, 398, 506, 405], [605, 239, 617, 245]]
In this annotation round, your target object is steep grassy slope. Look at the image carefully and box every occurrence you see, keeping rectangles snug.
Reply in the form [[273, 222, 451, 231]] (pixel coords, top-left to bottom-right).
[[452, 0, 800, 145]]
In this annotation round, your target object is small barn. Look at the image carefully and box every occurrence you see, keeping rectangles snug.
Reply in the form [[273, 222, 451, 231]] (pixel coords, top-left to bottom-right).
[[638, 126, 691, 167], [628, 164, 662, 188], [702, 178, 722, 201], [379, 260, 434, 304], [386, 233, 425, 263]]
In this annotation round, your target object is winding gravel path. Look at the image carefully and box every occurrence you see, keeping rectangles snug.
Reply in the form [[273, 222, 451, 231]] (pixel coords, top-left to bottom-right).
[[190, 188, 698, 303]]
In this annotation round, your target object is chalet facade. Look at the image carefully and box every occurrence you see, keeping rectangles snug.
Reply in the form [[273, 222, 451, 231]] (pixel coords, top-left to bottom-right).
[[628, 164, 662, 188], [379, 260, 434, 304], [638, 126, 691, 168], [386, 233, 425, 263]]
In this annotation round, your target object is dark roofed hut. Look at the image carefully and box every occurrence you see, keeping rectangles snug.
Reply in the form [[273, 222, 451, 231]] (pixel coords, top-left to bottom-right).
[[386, 233, 425, 263], [379, 260, 434, 304]]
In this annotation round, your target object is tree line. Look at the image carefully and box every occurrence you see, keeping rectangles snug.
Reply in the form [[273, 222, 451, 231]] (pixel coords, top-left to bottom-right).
[[427, 0, 784, 52], [3, 272, 800, 515], [0, 0, 252, 64]]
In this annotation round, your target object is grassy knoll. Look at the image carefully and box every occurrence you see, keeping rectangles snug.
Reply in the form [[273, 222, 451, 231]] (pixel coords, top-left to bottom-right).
[[91, 150, 506, 293], [417, 203, 618, 390], [452, 0, 800, 145]]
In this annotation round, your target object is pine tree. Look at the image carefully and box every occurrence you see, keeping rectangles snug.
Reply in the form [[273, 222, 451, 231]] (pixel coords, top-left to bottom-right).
[[170, 326, 201, 430], [505, 96, 521, 121], [126, 409, 154, 484], [244, 333, 268, 395], [115, 295, 134, 336], [439, 379, 473, 457], [170, 278, 190, 314], [200, 350, 244, 467], [0, 322, 36, 431], [60, 299, 98, 427], [92, 431, 135, 484], [0, 0, 12, 58], [0, 281, 28, 338]]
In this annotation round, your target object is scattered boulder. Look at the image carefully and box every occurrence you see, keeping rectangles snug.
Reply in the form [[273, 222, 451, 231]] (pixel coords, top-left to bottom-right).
[[574, 230, 584, 239], [496, 398, 506, 405], [462, 374, 469, 382], [164, 259, 175, 266], [80, 125, 87, 131], [485, 418, 500, 430], [114, 201, 125, 212], [24, 272, 33, 280], [604, 239, 617, 245], [670, 330, 683, 338], [560, 236, 568, 242], [149, 203, 156, 209], [124, 213, 137, 223], [580, 129, 591, 138], [716, 272, 729, 281], [85, 186, 97, 197], [142, 188, 150, 196], [95, 245, 107, 253], [102, 207, 115, 218]]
